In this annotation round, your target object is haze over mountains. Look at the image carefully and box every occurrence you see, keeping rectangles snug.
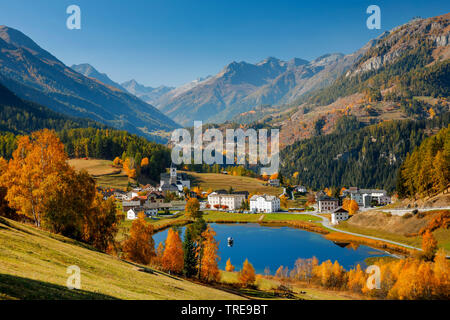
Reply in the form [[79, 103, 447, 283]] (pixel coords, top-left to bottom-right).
[[0, 25, 178, 142], [120, 79, 174, 106]]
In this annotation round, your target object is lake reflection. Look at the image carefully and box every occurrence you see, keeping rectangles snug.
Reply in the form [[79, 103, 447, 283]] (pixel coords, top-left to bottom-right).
[[153, 223, 391, 274]]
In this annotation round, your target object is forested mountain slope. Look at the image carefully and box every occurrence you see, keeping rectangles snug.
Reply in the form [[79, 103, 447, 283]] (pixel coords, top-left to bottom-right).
[[0, 26, 178, 142], [280, 113, 450, 192]]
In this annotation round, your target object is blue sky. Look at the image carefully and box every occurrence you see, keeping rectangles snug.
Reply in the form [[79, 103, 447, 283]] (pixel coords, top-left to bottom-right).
[[0, 0, 448, 87]]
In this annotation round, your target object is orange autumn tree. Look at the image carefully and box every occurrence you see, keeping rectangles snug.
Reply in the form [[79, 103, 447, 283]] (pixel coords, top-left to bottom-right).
[[225, 258, 235, 272], [162, 228, 184, 273], [343, 199, 359, 215], [432, 249, 450, 298], [82, 193, 118, 252], [140, 157, 149, 167], [348, 200, 359, 215], [0, 129, 71, 227], [123, 157, 137, 179], [185, 197, 201, 219], [422, 230, 438, 261], [238, 259, 256, 287], [113, 157, 122, 166], [199, 226, 220, 282], [279, 194, 288, 208], [122, 212, 155, 265], [153, 242, 165, 266]]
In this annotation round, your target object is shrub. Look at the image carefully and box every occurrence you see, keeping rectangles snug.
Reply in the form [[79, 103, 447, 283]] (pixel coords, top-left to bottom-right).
[[403, 213, 413, 219], [417, 211, 426, 219]]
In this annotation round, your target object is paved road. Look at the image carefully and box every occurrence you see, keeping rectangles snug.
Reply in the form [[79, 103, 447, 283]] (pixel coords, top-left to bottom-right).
[[291, 211, 423, 253], [370, 207, 450, 216]]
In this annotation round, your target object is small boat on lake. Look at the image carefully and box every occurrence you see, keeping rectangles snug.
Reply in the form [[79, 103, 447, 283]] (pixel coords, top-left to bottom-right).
[[227, 237, 234, 247]]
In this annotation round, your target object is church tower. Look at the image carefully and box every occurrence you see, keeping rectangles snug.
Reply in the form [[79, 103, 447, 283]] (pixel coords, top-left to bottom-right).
[[169, 165, 177, 184]]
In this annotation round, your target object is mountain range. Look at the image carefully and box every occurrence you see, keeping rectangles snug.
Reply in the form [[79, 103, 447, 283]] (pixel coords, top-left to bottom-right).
[[70, 63, 126, 92], [0, 25, 179, 142], [120, 79, 174, 106], [1, 13, 448, 142], [153, 44, 381, 126]]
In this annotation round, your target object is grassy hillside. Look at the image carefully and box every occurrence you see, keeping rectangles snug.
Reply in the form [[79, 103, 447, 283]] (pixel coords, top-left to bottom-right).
[[336, 210, 450, 254], [185, 171, 283, 195], [68, 159, 121, 176], [69, 159, 129, 189], [0, 217, 241, 300]]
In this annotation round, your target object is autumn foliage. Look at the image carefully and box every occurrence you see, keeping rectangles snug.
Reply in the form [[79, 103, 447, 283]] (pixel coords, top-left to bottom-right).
[[185, 198, 201, 219], [0, 130, 118, 251], [162, 228, 184, 273], [421, 230, 438, 261], [397, 126, 449, 198], [122, 212, 155, 265], [275, 247, 449, 300], [342, 199, 359, 215], [199, 226, 221, 282], [238, 259, 256, 287], [225, 258, 235, 272]]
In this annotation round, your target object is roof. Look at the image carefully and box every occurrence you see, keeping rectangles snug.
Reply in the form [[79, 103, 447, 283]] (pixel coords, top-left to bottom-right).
[[214, 189, 228, 194], [250, 194, 277, 201], [333, 207, 349, 214], [160, 183, 179, 191], [347, 187, 387, 195], [233, 191, 249, 196], [318, 195, 338, 202]]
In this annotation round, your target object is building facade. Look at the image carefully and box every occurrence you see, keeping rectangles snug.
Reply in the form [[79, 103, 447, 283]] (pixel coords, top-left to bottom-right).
[[331, 207, 349, 225], [208, 192, 246, 210], [344, 188, 391, 208], [318, 196, 339, 212], [250, 195, 280, 213]]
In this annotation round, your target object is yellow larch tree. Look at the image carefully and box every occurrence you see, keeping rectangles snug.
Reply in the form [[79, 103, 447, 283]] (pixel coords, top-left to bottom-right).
[[199, 226, 220, 282], [238, 259, 256, 287], [162, 228, 184, 273]]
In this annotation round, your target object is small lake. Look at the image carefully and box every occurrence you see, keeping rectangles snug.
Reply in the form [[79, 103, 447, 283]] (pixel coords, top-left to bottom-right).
[[153, 223, 392, 274]]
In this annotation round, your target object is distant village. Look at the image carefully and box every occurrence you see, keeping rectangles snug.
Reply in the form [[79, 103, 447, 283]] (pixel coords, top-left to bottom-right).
[[97, 165, 391, 225]]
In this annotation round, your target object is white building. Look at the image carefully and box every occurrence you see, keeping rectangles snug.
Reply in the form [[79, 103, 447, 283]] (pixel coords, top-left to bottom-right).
[[295, 186, 307, 193], [318, 196, 339, 213], [208, 192, 246, 210], [331, 207, 349, 225], [346, 188, 391, 208], [249, 195, 280, 213]]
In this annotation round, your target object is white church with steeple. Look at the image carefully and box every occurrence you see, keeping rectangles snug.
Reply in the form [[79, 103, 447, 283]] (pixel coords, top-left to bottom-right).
[[159, 165, 190, 192]]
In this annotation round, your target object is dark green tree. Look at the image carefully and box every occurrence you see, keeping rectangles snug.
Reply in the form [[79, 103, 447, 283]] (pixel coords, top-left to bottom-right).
[[183, 227, 197, 278]]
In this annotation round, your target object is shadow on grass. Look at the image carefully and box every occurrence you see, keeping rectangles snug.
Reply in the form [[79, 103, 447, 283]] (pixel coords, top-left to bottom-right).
[[119, 260, 183, 281], [184, 173, 203, 187], [0, 274, 118, 300]]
